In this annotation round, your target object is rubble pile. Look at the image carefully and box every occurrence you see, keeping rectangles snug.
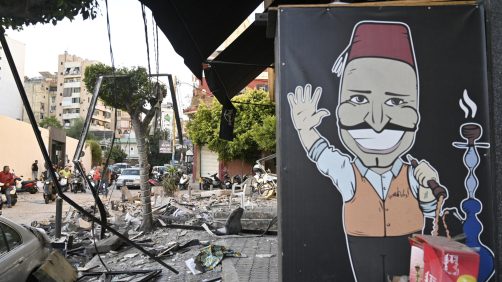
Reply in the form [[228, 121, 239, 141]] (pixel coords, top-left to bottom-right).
[[31, 189, 278, 281]]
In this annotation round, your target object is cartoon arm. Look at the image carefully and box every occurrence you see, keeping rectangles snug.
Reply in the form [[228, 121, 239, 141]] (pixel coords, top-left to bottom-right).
[[288, 84, 355, 201], [287, 84, 330, 151], [407, 155, 448, 217]]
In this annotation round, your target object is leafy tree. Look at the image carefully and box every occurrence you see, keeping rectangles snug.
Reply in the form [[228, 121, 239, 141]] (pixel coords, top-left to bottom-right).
[[39, 116, 62, 129], [105, 145, 127, 163], [86, 139, 102, 166], [84, 63, 165, 232], [187, 89, 275, 163], [1, 0, 99, 30], [252, 115, 276, 153], [65, 117, 96, 140]]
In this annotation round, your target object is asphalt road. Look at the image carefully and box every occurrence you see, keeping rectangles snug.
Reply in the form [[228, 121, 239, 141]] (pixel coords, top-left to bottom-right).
[[1, 187, 123, 225]]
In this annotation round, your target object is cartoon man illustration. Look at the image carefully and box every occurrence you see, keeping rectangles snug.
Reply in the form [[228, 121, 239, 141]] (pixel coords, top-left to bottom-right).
[[287, 21, 447, 280]]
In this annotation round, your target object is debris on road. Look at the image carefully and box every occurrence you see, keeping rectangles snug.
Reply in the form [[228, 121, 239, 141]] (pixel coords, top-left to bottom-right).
[[27, 187, 278, 280]]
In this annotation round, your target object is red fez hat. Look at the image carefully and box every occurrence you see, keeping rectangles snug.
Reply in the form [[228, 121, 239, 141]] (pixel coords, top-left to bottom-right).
[[347, 22, 415, 67]]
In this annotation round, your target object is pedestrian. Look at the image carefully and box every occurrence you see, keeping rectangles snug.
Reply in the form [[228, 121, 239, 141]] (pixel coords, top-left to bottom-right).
[[0, 166, 15, 209], [31, 160, 39, 180]]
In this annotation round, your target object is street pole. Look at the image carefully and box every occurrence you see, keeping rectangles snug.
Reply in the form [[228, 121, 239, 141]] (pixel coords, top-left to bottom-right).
[[55, 197, 63, 239]]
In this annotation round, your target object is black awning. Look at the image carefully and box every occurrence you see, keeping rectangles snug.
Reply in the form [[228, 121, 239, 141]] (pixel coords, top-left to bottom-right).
[[139, 0, 262, 79], [204, 22, 274, 106]]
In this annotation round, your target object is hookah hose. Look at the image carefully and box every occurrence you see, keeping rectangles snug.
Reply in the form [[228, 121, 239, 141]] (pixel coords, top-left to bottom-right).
[[410, 160, 448, 236]]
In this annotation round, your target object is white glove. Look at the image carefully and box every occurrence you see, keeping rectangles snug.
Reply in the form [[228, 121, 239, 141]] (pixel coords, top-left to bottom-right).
[[413, 160, 439, 188], [287, 84, 330, 132]]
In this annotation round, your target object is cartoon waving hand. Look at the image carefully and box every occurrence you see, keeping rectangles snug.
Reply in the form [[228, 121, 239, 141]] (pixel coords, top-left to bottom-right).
[[287, 84, 330, 151]]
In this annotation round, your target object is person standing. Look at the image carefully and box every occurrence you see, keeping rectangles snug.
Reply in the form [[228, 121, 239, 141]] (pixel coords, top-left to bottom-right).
[[31, 160, 39, 180], [0, 166, 15, 208]]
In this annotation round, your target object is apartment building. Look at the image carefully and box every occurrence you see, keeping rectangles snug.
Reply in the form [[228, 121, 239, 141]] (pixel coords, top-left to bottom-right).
[[56, 52, 113, 131], [23, 72, 58, 123]]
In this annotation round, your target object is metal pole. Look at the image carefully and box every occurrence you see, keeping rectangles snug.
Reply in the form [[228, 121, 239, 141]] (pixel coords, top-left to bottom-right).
[[0, 28, 178, 274], [55, 197, 63, 239]]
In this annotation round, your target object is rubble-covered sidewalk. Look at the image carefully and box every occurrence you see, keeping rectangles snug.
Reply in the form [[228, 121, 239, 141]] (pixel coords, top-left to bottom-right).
[[32, 187, 278, 281]]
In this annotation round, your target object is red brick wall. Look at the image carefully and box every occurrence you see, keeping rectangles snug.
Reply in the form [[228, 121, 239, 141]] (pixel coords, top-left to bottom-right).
[[222, 159, 253, 178]]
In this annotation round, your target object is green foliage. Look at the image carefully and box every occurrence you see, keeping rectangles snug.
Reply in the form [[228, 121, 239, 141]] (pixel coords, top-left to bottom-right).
[[187, 89, 276, 163], [105, 145, 127, 163], [84, 64, 165, 120], [39, 116, 62, 129], [1, 0, 99, 30], [65, 117, 96, 140], [86, 139, 102, 166], [252, 115, 276, 153], [161, 166, 179, 196]]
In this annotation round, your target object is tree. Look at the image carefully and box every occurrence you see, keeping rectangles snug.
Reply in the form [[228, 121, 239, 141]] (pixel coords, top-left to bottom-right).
[[187, 89, 276, 163], [1, 0, 99, 30], [106, 145, 127, 163], [84, 63, 165, 232], [65, 118, 96, 140], [86, 139, 102, 166], [252, 115, 276, 153], [39, 116, 62, 129]]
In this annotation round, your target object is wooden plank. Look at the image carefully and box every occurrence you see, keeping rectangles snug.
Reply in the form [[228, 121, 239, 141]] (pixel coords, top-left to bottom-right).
[[33, 250, 77, 282]]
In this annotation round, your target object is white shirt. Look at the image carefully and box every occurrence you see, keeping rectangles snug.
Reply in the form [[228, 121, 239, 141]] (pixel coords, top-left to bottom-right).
[[308, 137, 436, 217]]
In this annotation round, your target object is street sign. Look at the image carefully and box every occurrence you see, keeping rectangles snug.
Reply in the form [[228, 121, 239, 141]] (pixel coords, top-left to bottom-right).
[[159, 140, 172, 154]]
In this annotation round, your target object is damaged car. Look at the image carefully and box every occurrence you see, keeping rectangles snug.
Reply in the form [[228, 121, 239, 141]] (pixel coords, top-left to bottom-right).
[[0, 217, 50, 281]]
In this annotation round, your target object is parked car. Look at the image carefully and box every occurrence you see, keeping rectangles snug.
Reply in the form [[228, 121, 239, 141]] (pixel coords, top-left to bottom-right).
[[116, 168, 141, 189], [113, 163, 131, 174], [0, 216, 50, 281]]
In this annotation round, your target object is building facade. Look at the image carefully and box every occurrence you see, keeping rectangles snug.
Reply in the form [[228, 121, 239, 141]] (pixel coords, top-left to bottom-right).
[[0, 36, 25, 120], [56, 52, 113, 131], [23, 72, 58, 123]]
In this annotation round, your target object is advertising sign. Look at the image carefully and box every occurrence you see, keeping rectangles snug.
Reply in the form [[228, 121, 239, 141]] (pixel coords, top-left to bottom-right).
[[277, 4, 495, 281], [159, 140, 172, 154]]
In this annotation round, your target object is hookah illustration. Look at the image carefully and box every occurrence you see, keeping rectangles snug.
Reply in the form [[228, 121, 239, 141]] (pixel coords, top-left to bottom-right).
[[452, 90, 494, 281]]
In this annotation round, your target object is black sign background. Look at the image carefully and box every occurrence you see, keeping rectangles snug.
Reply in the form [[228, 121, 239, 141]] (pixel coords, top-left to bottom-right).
[[277, 4, 495, 281]]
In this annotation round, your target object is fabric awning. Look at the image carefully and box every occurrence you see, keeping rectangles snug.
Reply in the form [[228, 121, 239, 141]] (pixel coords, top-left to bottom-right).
[[139, 0, 262, 80], [204, 21, 274, 106]]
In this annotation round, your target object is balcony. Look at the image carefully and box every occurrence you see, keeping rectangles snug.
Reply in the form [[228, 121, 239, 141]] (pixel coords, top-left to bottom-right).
[[63, 81, 80, 88], [62, 113, 80, 120], [62, 98, 80, 108]]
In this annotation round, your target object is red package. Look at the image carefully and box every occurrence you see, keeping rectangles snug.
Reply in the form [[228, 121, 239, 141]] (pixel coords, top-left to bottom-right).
[[409, 235, 479, 282]]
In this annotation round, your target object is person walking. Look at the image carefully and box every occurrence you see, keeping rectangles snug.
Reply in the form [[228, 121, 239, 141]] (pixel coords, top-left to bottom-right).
[[31, 160, 39, 180]]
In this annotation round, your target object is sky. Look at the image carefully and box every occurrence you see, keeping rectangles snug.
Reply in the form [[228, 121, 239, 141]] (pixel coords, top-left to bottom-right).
[[5, 0, 195, 108]]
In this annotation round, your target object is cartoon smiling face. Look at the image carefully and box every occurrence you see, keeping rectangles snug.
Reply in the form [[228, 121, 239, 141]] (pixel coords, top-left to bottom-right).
[[337, 57, 419, 168]]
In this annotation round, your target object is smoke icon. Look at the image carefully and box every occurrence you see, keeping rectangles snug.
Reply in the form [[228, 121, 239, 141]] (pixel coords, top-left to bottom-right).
[[459, 89, 477, 118]]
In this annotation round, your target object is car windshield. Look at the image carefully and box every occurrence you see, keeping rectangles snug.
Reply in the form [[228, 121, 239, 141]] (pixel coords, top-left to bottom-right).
[[121, 169, 139, 176]]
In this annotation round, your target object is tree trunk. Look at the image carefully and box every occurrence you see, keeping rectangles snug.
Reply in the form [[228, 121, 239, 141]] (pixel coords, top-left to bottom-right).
[[131, 116, 153, 232]]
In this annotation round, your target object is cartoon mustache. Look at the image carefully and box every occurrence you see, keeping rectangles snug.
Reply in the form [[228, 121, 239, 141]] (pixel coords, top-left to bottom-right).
[[339, 121, 416, 132]]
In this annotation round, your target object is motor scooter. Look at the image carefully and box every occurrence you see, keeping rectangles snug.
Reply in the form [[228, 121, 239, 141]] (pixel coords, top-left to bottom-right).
[[201, 173, 222, 190], [14, 176, 37, 194], [178, 173, 190, 190], [70, 175, 85, 193], [59, 177, 69, 192], [0, 182, 18, 207], [42, 178, 56, 204]]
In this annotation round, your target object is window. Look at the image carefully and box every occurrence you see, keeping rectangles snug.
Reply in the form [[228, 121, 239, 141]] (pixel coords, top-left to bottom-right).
[[63, 87, 80, 97], [256, 84, 269, 91], [0, 222, 22, 255], [71, 98, 80, 104]]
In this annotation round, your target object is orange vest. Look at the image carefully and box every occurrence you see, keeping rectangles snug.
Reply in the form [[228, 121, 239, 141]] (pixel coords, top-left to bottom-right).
[[344, 163, 423, 237]]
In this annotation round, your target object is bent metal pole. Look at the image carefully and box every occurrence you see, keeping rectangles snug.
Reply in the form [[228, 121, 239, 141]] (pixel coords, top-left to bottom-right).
[[0, 27, 178, 274]]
